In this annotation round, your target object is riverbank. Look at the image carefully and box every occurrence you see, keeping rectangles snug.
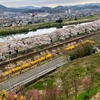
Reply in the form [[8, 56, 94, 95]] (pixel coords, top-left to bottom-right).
[[0, 14, 100, 36]]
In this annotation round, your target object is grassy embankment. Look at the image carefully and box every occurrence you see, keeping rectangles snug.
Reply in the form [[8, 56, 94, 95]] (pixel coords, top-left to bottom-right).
[[0, 14, 100, 36], [24, 50, 100, 100]]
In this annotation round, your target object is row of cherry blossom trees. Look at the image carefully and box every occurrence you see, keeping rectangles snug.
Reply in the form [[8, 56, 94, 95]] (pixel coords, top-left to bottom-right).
[[0, 20, 100, 61]]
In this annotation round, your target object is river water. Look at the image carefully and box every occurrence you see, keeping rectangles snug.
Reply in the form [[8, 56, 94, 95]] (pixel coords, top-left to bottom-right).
[[0, 22, 90, 42]]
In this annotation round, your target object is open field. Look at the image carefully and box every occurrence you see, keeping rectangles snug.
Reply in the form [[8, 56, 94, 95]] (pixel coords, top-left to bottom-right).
[[64, 14, 100, 23]]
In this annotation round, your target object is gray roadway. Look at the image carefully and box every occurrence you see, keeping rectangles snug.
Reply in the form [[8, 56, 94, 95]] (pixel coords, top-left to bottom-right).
[[0, 56, 67, 91]]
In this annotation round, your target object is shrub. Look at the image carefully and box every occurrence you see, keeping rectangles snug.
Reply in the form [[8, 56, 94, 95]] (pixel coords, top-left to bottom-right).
[[76, 91, 89, 100], [56, 18, 63, 23], [69, 43, 95, 60]]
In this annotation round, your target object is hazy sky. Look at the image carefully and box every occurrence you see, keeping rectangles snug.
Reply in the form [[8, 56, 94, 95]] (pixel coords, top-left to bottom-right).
[[0, 0, 100, 7]]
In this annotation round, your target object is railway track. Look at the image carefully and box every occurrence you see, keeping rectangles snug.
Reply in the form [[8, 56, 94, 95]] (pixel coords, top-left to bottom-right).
[[0, 31, 100, 67]]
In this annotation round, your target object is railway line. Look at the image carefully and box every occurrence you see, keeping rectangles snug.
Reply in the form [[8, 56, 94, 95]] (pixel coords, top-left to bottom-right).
[[0, 31, 99, 67]]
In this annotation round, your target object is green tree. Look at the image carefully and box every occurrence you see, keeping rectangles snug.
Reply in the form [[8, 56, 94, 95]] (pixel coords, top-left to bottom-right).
[[56, 18, 63, 23]]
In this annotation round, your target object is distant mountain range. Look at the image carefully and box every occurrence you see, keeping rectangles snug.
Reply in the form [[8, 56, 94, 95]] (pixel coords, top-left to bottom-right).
[[24, 3, 100, 13], [17, 6, 38, 10], [0, 4, 24, 12], [0, 3, 100, 12]]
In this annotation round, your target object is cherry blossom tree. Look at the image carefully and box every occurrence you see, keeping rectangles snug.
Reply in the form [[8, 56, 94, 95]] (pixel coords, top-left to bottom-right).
[[82, 78, 91, 94]]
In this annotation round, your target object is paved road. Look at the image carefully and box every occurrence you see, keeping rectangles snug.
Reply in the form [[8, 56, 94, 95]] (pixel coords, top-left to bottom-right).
[[0, 56, 67, 91]]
